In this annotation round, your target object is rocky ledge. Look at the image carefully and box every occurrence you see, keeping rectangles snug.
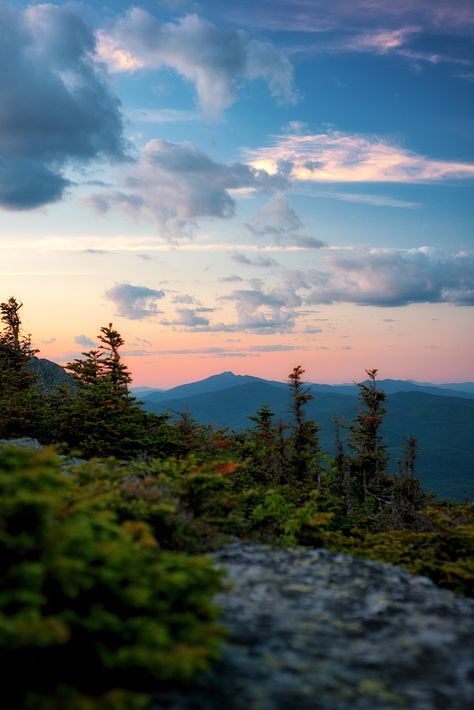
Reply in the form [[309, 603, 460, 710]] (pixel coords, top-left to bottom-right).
[[153, 542, 474, 710]]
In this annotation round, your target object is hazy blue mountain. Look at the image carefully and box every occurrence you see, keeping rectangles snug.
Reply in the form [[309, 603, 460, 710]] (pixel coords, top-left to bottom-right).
[[131, 386, 164, 396], [428, 382, 474, 395], [308, 379, 474, 399], [138, 371, 474, 403], [140, 371, 286, 404], [142, 379, 474, 502]]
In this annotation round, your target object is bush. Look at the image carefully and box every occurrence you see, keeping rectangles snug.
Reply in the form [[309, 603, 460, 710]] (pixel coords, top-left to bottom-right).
[[0, 447, 224, 708], [317, 505, 474, 596]]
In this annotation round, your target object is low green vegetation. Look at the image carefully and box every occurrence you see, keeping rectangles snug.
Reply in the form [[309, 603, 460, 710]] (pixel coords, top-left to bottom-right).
[[1, 296, 473, 706]]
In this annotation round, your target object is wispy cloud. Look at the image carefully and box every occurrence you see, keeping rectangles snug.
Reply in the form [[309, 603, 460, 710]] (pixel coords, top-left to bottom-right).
[[75, 335, 96, 348], [246, 131, 474, 183], [231, 252, 280, 268], [223, 0, 474, 35], [246, 192, 327, 247], [126, 108, 200, 123]]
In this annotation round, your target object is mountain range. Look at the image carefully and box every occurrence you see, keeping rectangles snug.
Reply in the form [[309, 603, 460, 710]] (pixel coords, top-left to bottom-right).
[[136, 372, 474, 502]]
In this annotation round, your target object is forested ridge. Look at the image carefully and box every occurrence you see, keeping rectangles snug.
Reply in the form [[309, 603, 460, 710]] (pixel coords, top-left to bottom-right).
[[1, 297, 473, 709]]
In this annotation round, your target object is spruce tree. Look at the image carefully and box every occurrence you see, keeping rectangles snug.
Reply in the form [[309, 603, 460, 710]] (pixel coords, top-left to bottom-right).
[[0, 297, 44, 439], [62, 324, 170, 458], [348, 369, 390, 506], [244, 403, 280, 482], [287, 366, 321, 486]]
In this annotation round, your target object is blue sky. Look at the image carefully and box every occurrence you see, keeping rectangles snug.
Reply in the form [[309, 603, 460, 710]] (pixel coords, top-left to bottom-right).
[[1, 0, 473, 386]]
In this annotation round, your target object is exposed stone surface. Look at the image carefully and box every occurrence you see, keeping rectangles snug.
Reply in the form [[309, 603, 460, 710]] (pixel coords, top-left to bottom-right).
[[0, 438, 85, 470], [0, 437, 43, 450], [27, 356, 74, 393], [152, 542, 474, 710]]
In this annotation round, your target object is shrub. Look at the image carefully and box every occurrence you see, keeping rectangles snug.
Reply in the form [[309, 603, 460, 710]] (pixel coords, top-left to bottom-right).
[[0, 447, 224, 708]]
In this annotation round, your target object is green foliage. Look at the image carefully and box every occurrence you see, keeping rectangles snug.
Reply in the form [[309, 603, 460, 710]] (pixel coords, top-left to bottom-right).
[[0, 446, 224, 708], [348, 369, 390, 505], [0, 297, 47, 439], [57, 324, 176, 458], [251, 488, 334, 545], [287, 366, 321, 485]]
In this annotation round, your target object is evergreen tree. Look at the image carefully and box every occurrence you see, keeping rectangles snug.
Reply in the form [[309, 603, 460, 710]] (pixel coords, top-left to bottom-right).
[[0, 297, 45, 438], [287, 366, 321, 485], [391, 437, 430, 529], [61, 324, 171, 458], [348, 369, 390, 506], [243, 404, 280, 482]]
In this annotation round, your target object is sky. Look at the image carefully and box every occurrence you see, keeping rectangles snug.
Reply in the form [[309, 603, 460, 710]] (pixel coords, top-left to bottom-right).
[[1, 0, 473, 387]]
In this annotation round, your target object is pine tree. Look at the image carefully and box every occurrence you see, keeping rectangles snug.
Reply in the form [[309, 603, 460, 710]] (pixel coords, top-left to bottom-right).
[[391, 437, 429, 529], [243, 403, 280, 482], [0, 297, 44, 438], [287, 366, 321, 486], [348, 369, 390, 506], [61, 324, 170, 458]]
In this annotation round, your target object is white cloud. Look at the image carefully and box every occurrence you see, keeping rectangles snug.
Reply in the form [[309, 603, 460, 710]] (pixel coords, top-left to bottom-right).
[[98, 10, 297, 116]]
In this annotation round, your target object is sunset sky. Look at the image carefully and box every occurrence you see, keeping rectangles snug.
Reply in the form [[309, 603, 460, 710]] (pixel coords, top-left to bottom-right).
[[1, 0, 473, 387]]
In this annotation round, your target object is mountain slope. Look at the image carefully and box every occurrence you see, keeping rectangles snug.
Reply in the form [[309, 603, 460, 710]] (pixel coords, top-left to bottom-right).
[[140, 371, 286, 405], [28, 357, 74, 393]]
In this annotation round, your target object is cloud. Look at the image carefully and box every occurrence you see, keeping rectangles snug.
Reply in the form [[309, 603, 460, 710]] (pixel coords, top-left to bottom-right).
[[305, 247, 474, 306], [222, 288, 296, 333], [0, 3, 126, 210], [249, 344, 304, 352], [75, 335, 96, 348], [219, 274, 244, 282], [126, 108, 200, 123], [345, 27, 420, 54], [246, 130, 474, 183], [86, 139, 287, 236], [246, 192, 326, 248], [226, 0, 474, 35], [162, 305, 216, 329], [231, 252, 279, 268], [297, 188, 420, 208], [98, 9, 297, 116], [105, 283, 166, 320]]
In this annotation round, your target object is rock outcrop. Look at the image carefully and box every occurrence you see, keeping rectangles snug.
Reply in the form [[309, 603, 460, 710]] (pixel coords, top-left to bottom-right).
[[27, 356, 74, 393], [153, 542, 474, 709]]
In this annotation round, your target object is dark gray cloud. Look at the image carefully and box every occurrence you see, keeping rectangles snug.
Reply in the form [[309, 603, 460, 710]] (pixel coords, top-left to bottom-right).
[[0, 3, 126, 210], [305, 247, 474, 307], [100, 9, 297, 116], [105, 283, 165, 320]]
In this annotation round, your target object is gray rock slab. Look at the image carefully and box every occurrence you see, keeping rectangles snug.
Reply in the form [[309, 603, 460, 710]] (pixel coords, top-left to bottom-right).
[[152, 542, 474, 710]]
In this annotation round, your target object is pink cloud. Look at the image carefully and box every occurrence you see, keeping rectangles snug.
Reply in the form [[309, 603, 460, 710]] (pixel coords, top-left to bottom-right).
[[245, 131, 474, 184]]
